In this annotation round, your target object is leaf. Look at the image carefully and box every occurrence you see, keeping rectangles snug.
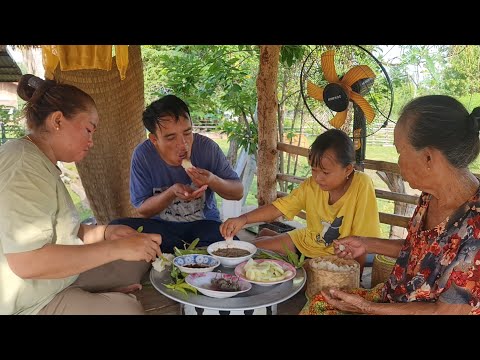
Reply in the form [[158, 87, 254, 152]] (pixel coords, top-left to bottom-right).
[[176, 282, 198, 294], [174, 247, 183, 257], [163, 279, 198, 295], [170, 264, 184, 282], [174, 247, 208, 256], [287, 251, 298, 265], [231, 84, 242, 92], [136, 226, 144, 233], [282, 243, 298, 264], [296, 254, 306, 268], [255, 249, 285, 262], [165, 284, 188, 296], [158, 254, 171, 264], [187, 238, 200, 250]]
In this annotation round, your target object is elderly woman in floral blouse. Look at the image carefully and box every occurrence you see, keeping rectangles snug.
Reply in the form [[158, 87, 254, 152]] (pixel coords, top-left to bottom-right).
[[302, 95, 480, 315]]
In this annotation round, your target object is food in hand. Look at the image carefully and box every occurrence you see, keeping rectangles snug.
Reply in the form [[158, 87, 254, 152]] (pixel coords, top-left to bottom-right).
[[181, 159, 193, 169], [225, 236, 234, 247], [338, 244, 346, 252], [152, 253, 174, 272]]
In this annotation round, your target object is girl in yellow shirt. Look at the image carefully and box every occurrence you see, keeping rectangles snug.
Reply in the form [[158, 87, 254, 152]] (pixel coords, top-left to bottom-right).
[[220, 129, 380, 272]]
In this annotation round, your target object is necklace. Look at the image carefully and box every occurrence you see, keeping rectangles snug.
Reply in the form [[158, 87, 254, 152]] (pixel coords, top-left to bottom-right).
[[24, 134, 58, 167], [24, 134, 41, 151]]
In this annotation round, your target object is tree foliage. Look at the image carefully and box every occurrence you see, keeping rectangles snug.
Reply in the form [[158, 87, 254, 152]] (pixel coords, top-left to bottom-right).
[[442, 46, 480, 96], [142, 44, 480, 150]]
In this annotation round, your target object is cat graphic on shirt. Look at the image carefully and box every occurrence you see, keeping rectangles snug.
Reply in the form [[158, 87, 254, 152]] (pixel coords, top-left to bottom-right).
[[317, 216, 344, 246]]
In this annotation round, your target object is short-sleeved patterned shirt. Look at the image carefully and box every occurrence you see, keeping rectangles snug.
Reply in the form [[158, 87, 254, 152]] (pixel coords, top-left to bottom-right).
[[383, 186, 480, 314]]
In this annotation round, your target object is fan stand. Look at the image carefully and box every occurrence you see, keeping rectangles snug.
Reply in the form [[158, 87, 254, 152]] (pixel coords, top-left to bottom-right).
[[351, 78, 374, 171], [352, 102, 366, 171]]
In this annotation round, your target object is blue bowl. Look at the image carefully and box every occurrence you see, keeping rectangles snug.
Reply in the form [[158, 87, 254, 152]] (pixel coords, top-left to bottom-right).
[[173, 254, 221, 274]]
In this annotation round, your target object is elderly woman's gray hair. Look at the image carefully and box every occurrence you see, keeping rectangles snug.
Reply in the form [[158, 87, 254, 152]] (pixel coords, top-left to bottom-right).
[[398, 95, 480, 169]]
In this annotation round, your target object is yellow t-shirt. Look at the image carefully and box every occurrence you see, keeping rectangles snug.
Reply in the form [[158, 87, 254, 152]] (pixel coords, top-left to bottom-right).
[[0, 139, 83, 315], [272, 171, 381, 258]]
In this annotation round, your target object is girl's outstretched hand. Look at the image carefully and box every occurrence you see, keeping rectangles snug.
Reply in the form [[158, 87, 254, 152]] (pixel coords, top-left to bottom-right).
[[220, 215, 247, 239]]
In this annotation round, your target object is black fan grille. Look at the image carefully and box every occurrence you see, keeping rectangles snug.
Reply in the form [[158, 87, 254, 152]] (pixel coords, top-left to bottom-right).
[[300, 45, 394, 138]]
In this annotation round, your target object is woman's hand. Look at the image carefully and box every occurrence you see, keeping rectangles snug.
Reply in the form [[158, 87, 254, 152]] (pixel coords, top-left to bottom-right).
[[333, 236, 367, 259], [116, 233, 163, 263], [321, 288, 372, 314], [105, 225, 163, 262], [220, 215, 248, 239], [105, 224, 139, 241]]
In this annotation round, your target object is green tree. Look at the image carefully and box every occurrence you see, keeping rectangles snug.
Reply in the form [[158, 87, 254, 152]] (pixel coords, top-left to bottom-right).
[[0, 105, 25, 144], [441, 46, 480, 97]]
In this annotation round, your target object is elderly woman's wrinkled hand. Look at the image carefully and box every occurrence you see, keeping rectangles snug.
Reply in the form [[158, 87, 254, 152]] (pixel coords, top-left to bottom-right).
[[321, 288, 372, 314], [333, 236, 366, 259]]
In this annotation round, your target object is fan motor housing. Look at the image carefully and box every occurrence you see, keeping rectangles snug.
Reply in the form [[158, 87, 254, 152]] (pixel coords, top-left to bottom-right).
[[323, 83, 349, 112]]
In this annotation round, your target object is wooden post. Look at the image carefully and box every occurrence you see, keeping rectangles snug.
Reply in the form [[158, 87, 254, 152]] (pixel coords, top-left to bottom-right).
[[376, 171, 416, 239], [256, 45, 281, 206]]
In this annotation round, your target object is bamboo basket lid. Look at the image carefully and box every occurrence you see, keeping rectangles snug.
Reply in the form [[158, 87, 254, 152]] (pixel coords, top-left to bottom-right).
[[371, 254, 396, 288]]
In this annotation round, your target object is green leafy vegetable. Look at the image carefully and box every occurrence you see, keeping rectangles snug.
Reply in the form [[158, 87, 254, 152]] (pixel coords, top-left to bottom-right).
[[163, 238, 206, 295], [164, 280, 198, 295], [255, 247, 306, 269], [173, 238, 208, 256]]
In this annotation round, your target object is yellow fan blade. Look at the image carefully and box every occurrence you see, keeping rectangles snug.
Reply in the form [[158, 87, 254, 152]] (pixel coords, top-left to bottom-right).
[[350, 91, 375, 123], [321, 50, 339, 83], [329, 110, 348, 129], [341, 65, 376, 87], [307, 81, 324, 102]]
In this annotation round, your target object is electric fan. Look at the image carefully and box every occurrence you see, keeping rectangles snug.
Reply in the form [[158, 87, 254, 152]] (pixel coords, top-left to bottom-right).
[[300, 45, 394, 167]]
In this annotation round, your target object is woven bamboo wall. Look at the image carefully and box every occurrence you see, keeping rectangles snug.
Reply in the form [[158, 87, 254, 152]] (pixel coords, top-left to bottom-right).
[[54, 45, 145, 224]]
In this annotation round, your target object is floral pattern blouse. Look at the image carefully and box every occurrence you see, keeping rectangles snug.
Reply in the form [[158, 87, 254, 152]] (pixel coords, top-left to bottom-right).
[[383, 186, 480, 314]]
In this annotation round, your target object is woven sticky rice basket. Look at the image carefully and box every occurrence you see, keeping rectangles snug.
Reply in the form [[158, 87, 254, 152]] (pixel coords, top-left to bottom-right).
[[371, 255, 396, 287], [305, 255, 360, 299]]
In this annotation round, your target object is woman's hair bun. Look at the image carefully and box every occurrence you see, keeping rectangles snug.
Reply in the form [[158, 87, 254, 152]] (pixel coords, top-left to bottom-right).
[[17, 74, 45, 101], [27, 75, 44, 90]]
